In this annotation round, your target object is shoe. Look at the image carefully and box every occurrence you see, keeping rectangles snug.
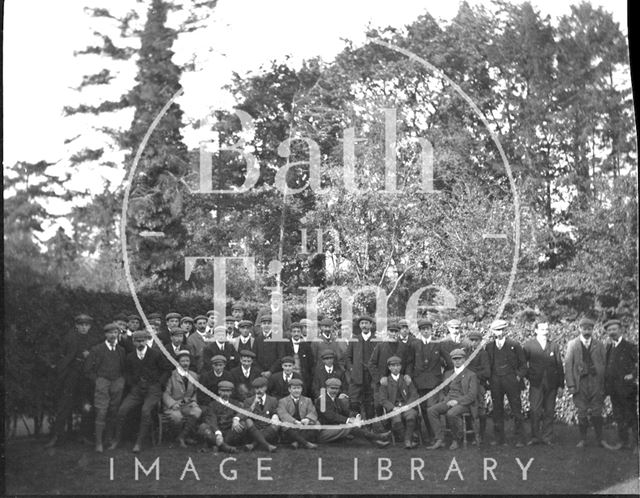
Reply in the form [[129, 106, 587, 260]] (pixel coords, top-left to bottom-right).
[[449, 441, 459, 450], [515, 441, 525, 448], [266, 444, 278, 453], [108, 440, 120, 451], [95, 443, 104, 453], [599, 440, 619, 450], [304, 442, 318, 450], [374, 440, 391, 448], [132, 443, 141, 453], [527, 438, 540, 446], [377, 431, 392, 440], [404, 441, 418, 449], [290, 442, 299, 450], [244, 443, 255, 452], [427, 440, 445, 450], [576, 440, 586, 448]]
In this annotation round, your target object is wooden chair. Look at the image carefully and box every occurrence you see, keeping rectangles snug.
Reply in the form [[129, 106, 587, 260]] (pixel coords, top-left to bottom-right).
[[383, 404, 424, 445]]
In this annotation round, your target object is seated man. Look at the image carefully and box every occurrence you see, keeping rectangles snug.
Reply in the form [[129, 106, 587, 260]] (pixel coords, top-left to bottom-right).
[[229, 350, 262, 401], [267, 356, 303, 399], [198, 380, 243, 453], [316, 378, 391, 447], [110, 330, 171, 453], [162, 350, 202, 448], [312, 350, 348, 398], [197, 355, 234, 406], [239, 377, 280, 452], [427, 348, 479, 450], [276, 378, 318, 449], [379, 355, 419, 449]]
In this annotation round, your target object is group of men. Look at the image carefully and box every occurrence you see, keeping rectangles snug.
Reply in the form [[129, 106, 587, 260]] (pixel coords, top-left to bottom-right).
[[45, 306, 638, 455]]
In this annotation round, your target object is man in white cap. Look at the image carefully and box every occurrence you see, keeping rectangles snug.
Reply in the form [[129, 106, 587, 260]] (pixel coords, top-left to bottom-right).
[[440, 319, 463, 365], [485, 319, 527, 447]]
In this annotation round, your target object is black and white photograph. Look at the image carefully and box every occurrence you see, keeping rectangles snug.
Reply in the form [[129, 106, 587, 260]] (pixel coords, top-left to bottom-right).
[[3, 0, 638, 494]]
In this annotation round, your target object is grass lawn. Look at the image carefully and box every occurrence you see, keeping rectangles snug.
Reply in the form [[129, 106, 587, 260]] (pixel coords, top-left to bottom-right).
[[5, 424, 639, 495]]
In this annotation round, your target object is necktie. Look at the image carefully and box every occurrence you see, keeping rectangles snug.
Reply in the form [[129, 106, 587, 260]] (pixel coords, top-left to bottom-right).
[[293, 398, 301, 420], [182, 375, 189, 391], [258, 398, 264, 410]]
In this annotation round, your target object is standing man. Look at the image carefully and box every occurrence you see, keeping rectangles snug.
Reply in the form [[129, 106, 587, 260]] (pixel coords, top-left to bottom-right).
[[407, 318, 452, 445], [275, 322, 314, 395], [110, 330, 171, 453], [45, 314, 100, 448], [202, 326, 239, 372], [312, 350, 348, 398], [523, 316, 564, 446], [180, 316, 195, 344], [230, 302, 245, 330], [311, 318, 347, 370], [440, 319, 463, 364], [604, 318, 638, 450], [198, 355, 234, 406], [346, 315, 377, 420], [84, 322, 126, 453], [159, 312, 182, 345], [485, 319, 527, 447], [463, 329, 490, 444], [254, 289, 292, 337], [187, 315, 210, 372], [254, 315, 282, 377], [267, 356, 303, 399], [564, 317, 609, 448], [231, 320, 257, 356]]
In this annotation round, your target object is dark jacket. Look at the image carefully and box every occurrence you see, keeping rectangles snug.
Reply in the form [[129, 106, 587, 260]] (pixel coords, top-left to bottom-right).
[[241, 394, 279, 430], [312, 364, 348, 398], [315, 393, 353, 425], [407, 338, 451, 390], [56, 330, 101, 377], [267, 371, 303, 399], [254, 334, 282, 373], [346, 334, 377, 385], [124, 347, 171, 388], [523, 338, 564, 389], [485, 338, 527, 379], [202, 342, 239, 372], [84, 341, 126, 382], [368, 340, 412, 384], [605, 338, 638, 396], [379, 374, 418, 412], [197, 370, 234, 405], [229, 365, 262, 398], [275, 340, 314, 389]]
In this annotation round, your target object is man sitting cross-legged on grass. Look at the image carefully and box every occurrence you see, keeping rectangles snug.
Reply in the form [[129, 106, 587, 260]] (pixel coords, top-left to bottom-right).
[[238, 377, 280, 452], [197, 380, 243, 453], [162, 350, 201, 448], [316, 377, 391, 447], [276, 378, 318, 449], [427, 348, 479, 450]]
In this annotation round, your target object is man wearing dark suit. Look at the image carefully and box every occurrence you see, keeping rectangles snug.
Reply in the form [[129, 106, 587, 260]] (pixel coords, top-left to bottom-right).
[[202, 326, 239, 373], [440, 319, 463, 365], [311, 318, 348, 370], [312, 350, 348, 398], [45, 314, 101, 448], [187, 315, 211, 372], [254, 289, 292, 338], [268, 357, 303, 399], [179, 316, 195, 345], [158, 312, 182, 346], [198, 380, 243, 453], [198, 355, 234, 406], [109, 330, 171, 453], [230, 320, 257, 356], [523, 317, 564, 445], [115, 313, 135, 354], [239, 377, 279, 452], [604, 319, 638, 450], [407, 319, 452, 444], [463, 330, 491, 443], [346, 315, 377, 419], [485, 319, 527, 447], [254, 316, 282, 376], [229, 350, 262, 401], [84, 322, 126, 452], [276, 378, 318, 449], [427, 348, 479, 450], [275, 322, 314, 395]]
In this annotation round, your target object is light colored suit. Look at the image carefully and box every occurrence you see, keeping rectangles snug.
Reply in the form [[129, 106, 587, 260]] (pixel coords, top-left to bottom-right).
[[277, 395, 318, 424], [162, 370, 201, 425]]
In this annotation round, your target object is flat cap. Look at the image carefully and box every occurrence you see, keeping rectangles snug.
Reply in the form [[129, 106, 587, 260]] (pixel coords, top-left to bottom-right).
[[358, 315, 374, 324], [281, 356, 295, 365], [319, 318, 334, 327], [288, 378, 304, 387], [325, 377, 342, 388], [320, 350, 335, 359], [467, 330, 482, 340], [490, 319, 509, 331], [450, 348, 466, 359], [260, 314, 272, 323], [132, 330, 150, 340], [299, 319, 313, 326], [166, 312, 181, 321], [149, 318, 162, 326], [387, 355, 402, 365], [214, 325, 228, 335], [252, 377, 268, 388], [206, 310, 218, 317], [170, 327, 185, 336], [398, 319, 410, 327], [604, 319, 621, 330], [194, 315, 208, 322], [103, 322, 120, 333], [180, 316, 194, 324], [579, 317, 595, 328], [387, 321, 400, 331], [225, 316, 236, 322], [446, 319, 462, 328], [148, 313, 162, 320], [238, 320, 253, 327], [114, 312, 128, 322], [176, 349, 191, 359], [217, 380, 234, 391], [417, 318, 433, 328], [210, 354, 227, 364], [75, 314, 93, 324], [127, 314, 141, 322], [239, 349, 256, 358], [231, 302, 244, 310], [290, 322, 302, 329]]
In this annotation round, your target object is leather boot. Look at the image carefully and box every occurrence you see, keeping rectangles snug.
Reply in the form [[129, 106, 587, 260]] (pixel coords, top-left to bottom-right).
[[404, 419, 417, 449], [248, 426, 276, 452], [95, 422, 105, 453]]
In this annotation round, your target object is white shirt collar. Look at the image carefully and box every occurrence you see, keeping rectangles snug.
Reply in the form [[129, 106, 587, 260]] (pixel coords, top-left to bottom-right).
[[136, 346, 148, 358], [613, 337, 622, 347], [391, 373, 400, 382], [240, 336, 250, 343], [536, 335, 547, 347], [454, 365, 464, 375], [105, 340, 116, 350], [580, 335, 592, 348], [495, 338, 505, 348], [361, 332, 371, 341], [325, 366, 333, 373], [242, 366, 251, 375]]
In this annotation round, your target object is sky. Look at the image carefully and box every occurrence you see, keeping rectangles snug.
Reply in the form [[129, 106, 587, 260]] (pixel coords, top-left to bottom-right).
[[3, 0, 629, 236]]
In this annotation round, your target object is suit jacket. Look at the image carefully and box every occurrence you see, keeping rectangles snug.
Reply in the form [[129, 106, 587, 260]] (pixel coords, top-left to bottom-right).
[[311, 336, 348, 370], [197, 370, 234, 405], [312, 364, 348, 398], [442, 368, 479, 407], [346, 334, 377, 385], [84, 342, 126, 382], [523, 337, 564, 389], [485, 338, 527, 379], [462, 342, 491, 386], [125, 347, 171, 388], [202, 342, 239, 372], [229, 365, 262, 398], [274, 340, 314, 388], [315, 393, 353, 425], [254, 334, 282, 373], [267, 371, 303, 399], [379, 374, 418, 412], [118, 333, 135, 354], [368, 340, 411, 384], [186, 332, 210, 372], [564, 337, 606, 393], [202, 398, 242, 433], [57, 330, 101, 376], [605, 338, 638, 396], [277, 395, 318, 424], [231, 336, 257, 355], [241, 394, 279, 429], [407, 338, 451, 390], [163, 370, 199, 408], [254, 307, 292, 334]]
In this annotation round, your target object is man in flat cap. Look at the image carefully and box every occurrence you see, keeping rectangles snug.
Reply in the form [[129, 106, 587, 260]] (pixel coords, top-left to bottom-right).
[[275, 322, 314, 395], [462, 329, 490, 443], [312, 349, 348, 398], [277, 378, 319, 449], [162, 350, 201, 447], [110, 329, 172, 453], [604, 318, 638, 450], [84, 322, 126, 452], [197, 355, 234, 406], [158, 312, 182, 345], [187, 315, 210, 372], [440, 319, 464, 365], [268, 356, 304, 399], [229, 350, 262, 401], [523, 315, 564, 445], [407, 318, 452, 445], [202, 326, 239, 373], [379, 355, 419, 449], [311, 318, 348, 370], [114, 313, 134, 354], [299, 318, 313, 340], [427, 348, 479, 450], [126, 314, 141, 336], [239, 377, 279, 452], [231, 320, 257, 356], [45, 314, 100, 448], [230, 302, 245, 328], [485, 319, 527, 447], [180, 316, 195, 344], [198, 380, 243, 453], [254, 315, 282, 377], [398, 319, 413, 345], [316, 377, 391, 447], [224, 315, 239, 342], [254, 289, 292, 337], [564, 317, 609, 448], [165, 327, 187, 365], [346, 315, 377, 420]]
